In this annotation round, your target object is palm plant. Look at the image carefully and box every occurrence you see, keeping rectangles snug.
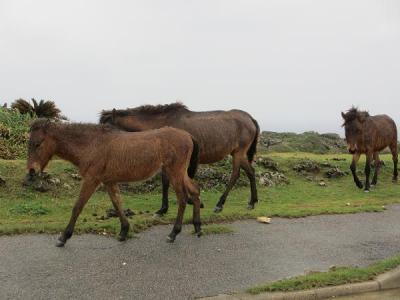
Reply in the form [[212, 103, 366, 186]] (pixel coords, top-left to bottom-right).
[[11, 98, 64, 119]]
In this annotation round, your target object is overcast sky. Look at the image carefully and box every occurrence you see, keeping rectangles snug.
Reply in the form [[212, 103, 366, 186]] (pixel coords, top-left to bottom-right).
[[1, 0, 400, 134]]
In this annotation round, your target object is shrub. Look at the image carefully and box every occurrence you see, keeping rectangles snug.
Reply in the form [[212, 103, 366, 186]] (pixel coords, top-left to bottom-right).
[[0, 107, 32, 159]]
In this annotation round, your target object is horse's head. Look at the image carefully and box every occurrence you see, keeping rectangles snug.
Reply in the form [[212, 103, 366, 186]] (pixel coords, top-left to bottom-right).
[[27, 119, 57, 177], [341, 107, 369, 154]]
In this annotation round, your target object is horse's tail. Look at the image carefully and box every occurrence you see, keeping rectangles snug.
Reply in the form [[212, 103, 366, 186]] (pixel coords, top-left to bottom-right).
[[188, 137, 200, 178], [247, 117, 260, 163]]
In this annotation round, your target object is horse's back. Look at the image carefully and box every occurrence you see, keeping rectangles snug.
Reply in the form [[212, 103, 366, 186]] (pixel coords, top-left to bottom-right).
[[172, 110, 257, 163], [367, 115, 397, 150]]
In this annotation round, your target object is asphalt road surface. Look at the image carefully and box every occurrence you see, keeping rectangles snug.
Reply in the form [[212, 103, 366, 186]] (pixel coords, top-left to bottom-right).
[[1, 206, 400, 300]]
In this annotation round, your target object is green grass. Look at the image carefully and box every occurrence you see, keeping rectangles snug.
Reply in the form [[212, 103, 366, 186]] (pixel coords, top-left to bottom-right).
[[246, 254, 400, 294], [0, 153, 399, 237]]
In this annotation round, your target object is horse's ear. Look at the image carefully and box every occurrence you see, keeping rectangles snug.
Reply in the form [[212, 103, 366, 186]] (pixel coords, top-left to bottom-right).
[[112, 108, 116, 122], [341, 112, 346, 120]]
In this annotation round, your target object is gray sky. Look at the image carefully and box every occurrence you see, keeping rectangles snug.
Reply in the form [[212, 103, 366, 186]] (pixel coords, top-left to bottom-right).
[[1, 0, 400, 134]]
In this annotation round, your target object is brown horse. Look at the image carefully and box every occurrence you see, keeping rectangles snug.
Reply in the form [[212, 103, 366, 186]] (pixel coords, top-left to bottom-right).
[[26, 119, 201, 247], [100, 103, 260, 215], [341, 107, 398, 191]]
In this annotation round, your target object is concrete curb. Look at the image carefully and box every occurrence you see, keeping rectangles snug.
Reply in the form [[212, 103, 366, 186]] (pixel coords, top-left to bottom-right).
[[201, 266, 400, 300]]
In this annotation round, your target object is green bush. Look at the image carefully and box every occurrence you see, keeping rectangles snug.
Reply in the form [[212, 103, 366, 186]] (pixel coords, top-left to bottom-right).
[[0, 107, 33, 159]]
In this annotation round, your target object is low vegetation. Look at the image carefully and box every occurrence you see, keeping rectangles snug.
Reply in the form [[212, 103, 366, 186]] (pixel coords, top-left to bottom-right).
[[246, 254, 400, 294], [0, 106, 32, 159], [0, 153, 399, 236]]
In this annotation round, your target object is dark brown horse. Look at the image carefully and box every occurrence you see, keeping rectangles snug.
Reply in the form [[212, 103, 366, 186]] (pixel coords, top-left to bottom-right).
[[100, 103, 260, 215], [341, 107, 398, 191], [26, 119, 201, 246]]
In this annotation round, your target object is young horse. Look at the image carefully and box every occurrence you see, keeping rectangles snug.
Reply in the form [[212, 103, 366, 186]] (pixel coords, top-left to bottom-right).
[[341, 108, 398, 191], [100, 103, 260, 215], [26, 119, 201, 247]]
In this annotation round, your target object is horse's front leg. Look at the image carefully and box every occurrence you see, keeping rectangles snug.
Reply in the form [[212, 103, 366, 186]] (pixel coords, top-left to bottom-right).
[[364, 152, 373, 192], [154, 170, 170, 217], [350, 153, 363, 189], [56, 178, 99, 247], [214, 154, 241, 213]]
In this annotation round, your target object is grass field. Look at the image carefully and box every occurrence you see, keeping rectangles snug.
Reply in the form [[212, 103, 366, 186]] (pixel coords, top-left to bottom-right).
[[0, 152, 399, 237]]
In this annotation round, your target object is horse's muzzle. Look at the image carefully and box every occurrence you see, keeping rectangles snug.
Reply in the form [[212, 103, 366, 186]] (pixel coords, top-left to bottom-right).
[[23, 168, 37, 185]]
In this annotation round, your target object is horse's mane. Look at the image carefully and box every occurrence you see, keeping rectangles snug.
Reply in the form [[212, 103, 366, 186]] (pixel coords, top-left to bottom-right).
[[30, 118, 118, 135], [342, 107, 370, 124], [99, 102, 188, 124]]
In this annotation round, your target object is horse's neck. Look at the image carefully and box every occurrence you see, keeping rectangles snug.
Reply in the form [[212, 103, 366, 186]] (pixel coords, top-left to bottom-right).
[[53, 130, 93, 167]]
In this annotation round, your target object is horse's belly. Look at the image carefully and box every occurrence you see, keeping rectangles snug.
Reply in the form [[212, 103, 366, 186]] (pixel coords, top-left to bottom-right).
[[104, 159, 160, 183]]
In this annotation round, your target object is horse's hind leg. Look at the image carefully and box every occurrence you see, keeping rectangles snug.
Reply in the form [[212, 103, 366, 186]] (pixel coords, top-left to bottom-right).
[[56, 178, 99, 247], [154, 170, 170, 217], [166, 185, 187, 243], [214, 153, 241, 213], [350, 153, 363, 189], [364, 152, 373, 192], [371, 152, 381, 186], [240, 158, 258, 210], [186, 178, 202, 237], [106, 183, 130, 241], [390, 143, 398, 182]]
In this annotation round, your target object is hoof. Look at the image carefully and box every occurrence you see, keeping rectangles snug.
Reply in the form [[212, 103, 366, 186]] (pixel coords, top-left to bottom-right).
[[364, 189, 370, 193], [214, 206, 223, 213], [356, 182, 363, 189], [197, 231, 203, 238], [247, 204, 255, 210], [55, 240, 65, 247], [118, 235, 127, 242], [166, 236, 175, 243]]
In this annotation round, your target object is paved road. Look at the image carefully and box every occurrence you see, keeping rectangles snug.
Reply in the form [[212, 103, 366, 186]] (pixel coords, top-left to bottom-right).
[[1, 206, 400, 300]]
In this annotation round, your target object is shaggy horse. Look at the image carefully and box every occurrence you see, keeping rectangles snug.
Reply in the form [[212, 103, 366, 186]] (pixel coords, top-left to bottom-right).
[[100, 103, 260, 215], [342, 108, 398, 191], [26, 119, 201, 246]]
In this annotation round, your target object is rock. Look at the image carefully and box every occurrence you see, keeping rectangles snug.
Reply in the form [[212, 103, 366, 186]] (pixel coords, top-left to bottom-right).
[[293, 160, 320, 173], [258, 171, 289, 187], [70, 173, 81, 180], [62, 183, 72, 189], [257, 217, 271, 224], [23, 172, 52, 192], [105, 208, 136, 218], [318, 180, 326, 187], [49, 178, 61, 185], [325, 167, 347, 178], [256, 157, 279, 171]]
